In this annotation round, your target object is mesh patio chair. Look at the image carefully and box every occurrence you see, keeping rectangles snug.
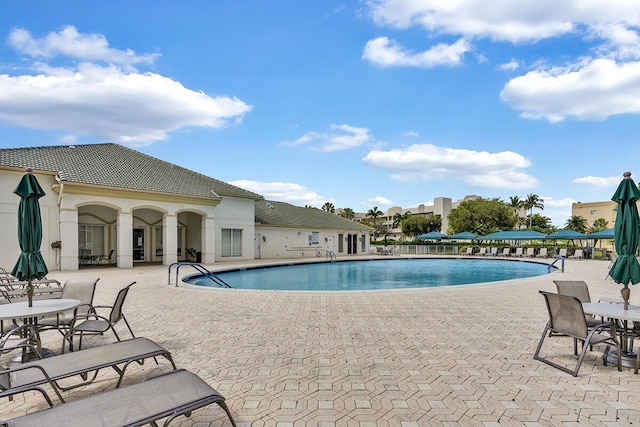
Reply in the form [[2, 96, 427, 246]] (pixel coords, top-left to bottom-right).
[[38, 278, 99, 338], [553, 280, 603, 329], [1, 324, 41, 362], [63, 282, 136, 352], [537, 248, 548, 258], [534, 291, 621, 376], [569, 249, 584, 260]]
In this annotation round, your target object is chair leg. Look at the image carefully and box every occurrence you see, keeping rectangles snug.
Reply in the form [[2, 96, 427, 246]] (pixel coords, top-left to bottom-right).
[[122, 314, 135, 338]]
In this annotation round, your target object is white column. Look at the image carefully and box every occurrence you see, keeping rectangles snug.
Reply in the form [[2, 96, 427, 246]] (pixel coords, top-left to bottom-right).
[[117, 212, 133, 268], [163, 214, 178, 265], [59, 208, 79, 271], [201, 216, 216, 264]]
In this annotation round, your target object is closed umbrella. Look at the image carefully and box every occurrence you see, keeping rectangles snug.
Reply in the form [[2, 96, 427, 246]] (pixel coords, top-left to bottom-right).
[[11, 168, 48, 307], [608, 172, 640, 310]]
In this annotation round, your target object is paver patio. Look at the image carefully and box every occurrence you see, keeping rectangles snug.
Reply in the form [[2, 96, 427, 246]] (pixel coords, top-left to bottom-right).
[[2, 256, 639, 426]]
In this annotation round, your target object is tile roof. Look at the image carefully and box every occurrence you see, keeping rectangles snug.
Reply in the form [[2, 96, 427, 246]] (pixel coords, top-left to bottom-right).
[[255, 200, 373, 231], [0, 143, 263, 200]]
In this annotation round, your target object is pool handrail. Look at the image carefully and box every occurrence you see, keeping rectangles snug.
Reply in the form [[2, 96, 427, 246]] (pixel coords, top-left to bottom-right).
[[167, 262, 232, 288]]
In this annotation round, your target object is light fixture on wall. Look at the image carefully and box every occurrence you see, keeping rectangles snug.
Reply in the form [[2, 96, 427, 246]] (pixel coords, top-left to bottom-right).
[[262, 236, 267, 242], [324, 237, 328, 242], [298, 231, 301, 236]]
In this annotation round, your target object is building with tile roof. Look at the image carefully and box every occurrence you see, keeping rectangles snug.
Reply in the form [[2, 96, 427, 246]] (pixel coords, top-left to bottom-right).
[[0, 144, 372, 271]]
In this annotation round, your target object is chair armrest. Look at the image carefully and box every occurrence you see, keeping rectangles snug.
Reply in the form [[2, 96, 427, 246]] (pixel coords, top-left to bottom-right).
[[0, 365, 60, 406]]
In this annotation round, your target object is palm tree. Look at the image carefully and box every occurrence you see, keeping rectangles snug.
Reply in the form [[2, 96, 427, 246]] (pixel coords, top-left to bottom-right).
[[524, 193, 544, 228], [321, 202, 335, 213], [589, 218, 609, 233], [366, 206, 384, 238], [339, 207, 355, 220], [565, 215, 588, 233], [392, 211, 411, 229]]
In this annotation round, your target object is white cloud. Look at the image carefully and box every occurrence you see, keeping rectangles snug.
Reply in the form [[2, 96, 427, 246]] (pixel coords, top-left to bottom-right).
[[229, 180, 327, 207], [9, 26, 159, 67], [500, 58, 640, 122], [543, 196, 576, 208], [362, 143, 538, 189], [282, 124, 371, 152], [362, 36, 470, 68], [0, 27, 251, 146], [499, 59, 520, 71], [403, 130, 420, 137], [367, 196, 393, 206], [573, 175, 623, 188], [366, 0, 640, 44]]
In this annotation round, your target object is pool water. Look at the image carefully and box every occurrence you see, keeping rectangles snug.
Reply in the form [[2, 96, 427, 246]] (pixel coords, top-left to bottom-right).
[[189, 258, 550, 291]]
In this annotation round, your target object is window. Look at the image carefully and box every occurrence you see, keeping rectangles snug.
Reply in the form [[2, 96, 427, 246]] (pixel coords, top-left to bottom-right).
[[309, 231, 320, 245], [590, 210, 597, 216], [338, 233, 344, 253], [79, 225, 105, 255], [222, 229, 242, 257], [361, 234, 366, 252]]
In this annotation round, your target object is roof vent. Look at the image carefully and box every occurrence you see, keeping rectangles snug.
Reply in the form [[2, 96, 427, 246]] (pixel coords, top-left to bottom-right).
[[266, 202, 273, 209], [68, 145, 76, 150]]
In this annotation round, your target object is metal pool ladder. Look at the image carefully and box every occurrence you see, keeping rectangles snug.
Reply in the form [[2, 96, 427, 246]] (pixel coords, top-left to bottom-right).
[[167, 262, 232, 288]]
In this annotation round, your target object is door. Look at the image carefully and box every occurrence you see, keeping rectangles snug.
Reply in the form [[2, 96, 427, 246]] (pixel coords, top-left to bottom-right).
[[133, 228, 145, 261], [254, 234, 261, 259]]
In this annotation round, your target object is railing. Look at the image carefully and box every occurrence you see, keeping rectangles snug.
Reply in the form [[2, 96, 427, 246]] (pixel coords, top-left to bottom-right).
[[167, 262, 231, 288], [326, 250, 337, 261], [549, 256, 565, 273]]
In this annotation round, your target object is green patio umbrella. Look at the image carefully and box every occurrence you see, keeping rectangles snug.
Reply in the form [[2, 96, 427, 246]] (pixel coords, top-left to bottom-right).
[[608, 172, 640, 309], [11, 168, 48, 307]]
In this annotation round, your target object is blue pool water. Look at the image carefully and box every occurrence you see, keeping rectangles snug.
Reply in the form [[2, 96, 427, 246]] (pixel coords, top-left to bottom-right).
[[189, 258, 550, 291]]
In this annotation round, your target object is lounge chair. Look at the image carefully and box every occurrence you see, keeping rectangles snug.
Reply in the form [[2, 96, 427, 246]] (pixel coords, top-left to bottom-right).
[[1, 369, 236, 427], [524, 247, 535, 258], [38, 278, 99, 338], [569, 249, 584, 260], [534, 291, 621, 376], [501, 247, 511, 257], [514, 247, 523, 257], [63, 282, 135, 352], [0, 324, 41, 361], [477, 247, 487, 257], [0, 337, 176, 403], [462, 247, 474, 256], [488, 247, 498, 257], [558, 248, 568, 258], [536, 248, 548, 258]]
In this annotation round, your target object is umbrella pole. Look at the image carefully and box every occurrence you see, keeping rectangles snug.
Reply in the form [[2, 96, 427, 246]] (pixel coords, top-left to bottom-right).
[[622, 283, 630, 310], [27, 279, 34, 307]]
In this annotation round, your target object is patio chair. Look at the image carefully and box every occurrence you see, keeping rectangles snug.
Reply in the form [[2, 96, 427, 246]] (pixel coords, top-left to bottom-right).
[[554, 280, 604, 333], [462, 247, 474, 256], [477, 247, 487, 256], [534, 291, 621, 376], [38, 278, 99, 337], [605, 252, 618, 280], [501, 247, 511, 257], [514, 247, 523, 257], [536, 248, 548, 258], [558, 248, 568, 258], [1, 369, 236, 427], [1, 324, 41, 362], [524, 247, 535, 257], [569, 249, 584, 260], [97, 249, 115, 265], [0, 337, 176, 403], [63, 282, 136, 352]]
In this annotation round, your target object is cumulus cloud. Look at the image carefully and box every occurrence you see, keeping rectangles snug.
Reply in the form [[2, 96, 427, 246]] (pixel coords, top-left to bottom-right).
[[0, 26, 251, 145], [282, 124, 371, 152], [367, 196, 393, 206], [366, 0, 639, 44], [229, 180, 327, 207], [573, 175, 623, 188], [362, 36, 470, 67], [499, 59, 520, 71], [500, 58, 640, 122], [362, 143, 538, 189]]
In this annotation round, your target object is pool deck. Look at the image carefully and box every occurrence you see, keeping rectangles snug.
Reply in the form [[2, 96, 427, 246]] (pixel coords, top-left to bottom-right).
[[2, 255, 640, 426]]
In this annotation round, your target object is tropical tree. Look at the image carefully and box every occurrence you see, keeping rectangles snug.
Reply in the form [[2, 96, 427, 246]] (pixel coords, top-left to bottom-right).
[[529, 213, 556, 234], [589, 218, 609, 233], [524, 193, 544, 228], [366, 206, 385, 238], [402, 214, 442, 237], [447, 197, 517, 235], [565, 215, 588, 233], [392, 211, 411, 229], [322, 202, 335, 213], [338, 207, 355, 220], [508, 196, 524, 215]]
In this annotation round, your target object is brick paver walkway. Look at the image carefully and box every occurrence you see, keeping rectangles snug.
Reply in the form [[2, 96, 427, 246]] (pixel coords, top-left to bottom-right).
[[2, 256, 639, 426]]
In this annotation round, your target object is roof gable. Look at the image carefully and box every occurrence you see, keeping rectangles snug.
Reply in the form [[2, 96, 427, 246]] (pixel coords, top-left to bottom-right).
[[255, 200, 372, 231], [0, 143, 263, 200]]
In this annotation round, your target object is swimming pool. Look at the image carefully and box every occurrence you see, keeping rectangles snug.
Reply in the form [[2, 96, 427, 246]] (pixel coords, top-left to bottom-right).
[[188, 258, 551, 291]]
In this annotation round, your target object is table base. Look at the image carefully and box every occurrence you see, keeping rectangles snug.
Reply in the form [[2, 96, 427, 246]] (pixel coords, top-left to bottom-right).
[[606, 348, 638, 369]]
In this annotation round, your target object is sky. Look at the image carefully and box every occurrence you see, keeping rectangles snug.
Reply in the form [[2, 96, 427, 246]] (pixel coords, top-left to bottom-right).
[[1, 1, 640, 228]]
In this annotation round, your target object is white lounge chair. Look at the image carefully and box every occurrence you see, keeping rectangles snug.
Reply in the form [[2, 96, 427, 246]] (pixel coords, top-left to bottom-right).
[[569, 249, 584, 260], [514, 247, 524, 257]]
